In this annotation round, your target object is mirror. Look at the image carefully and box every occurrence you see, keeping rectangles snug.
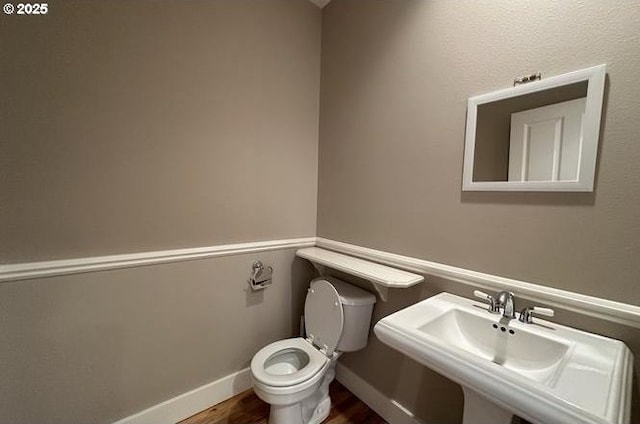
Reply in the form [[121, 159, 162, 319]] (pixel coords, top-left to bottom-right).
[[462, 65, 606, 192]]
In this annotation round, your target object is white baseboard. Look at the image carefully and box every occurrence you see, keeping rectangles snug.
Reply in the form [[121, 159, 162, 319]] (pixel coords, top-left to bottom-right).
[[112, 367, 252, 424], [336, 363, 424, 424], [113, 363, 420, 424]]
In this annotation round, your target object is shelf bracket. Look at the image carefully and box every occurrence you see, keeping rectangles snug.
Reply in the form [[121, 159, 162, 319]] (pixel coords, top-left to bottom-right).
[[310, 262, 326, 275], [311, 262, 388, 301], [370, 283, 389, 302]]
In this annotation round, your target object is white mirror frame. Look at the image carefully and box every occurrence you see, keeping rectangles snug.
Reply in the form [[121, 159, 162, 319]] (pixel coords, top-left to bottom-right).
[[462, 64, 606, 192]]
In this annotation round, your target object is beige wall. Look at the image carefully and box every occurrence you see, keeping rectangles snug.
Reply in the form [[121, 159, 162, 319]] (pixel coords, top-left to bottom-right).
[[0, 1, 321, 423], [318, 0, 640, 307], [0, 249, 316, 424], [318, 0, 640, 422], [0, 0, 321, 263]]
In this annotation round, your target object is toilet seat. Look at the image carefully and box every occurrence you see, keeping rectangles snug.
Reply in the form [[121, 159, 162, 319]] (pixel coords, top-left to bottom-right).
[[251, 338, 329, 387], [304, 279, 344, 356]]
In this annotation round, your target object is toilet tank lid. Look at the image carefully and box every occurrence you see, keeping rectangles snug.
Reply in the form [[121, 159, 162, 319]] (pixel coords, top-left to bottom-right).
[[313, 277, 376, 306]]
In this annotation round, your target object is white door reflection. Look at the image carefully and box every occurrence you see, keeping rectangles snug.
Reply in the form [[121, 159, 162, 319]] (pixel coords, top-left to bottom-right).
[[508, 98, 585, 182]]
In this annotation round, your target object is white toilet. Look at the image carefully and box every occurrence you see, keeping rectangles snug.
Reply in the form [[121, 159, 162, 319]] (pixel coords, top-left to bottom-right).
[[250, 276, 376, 424]]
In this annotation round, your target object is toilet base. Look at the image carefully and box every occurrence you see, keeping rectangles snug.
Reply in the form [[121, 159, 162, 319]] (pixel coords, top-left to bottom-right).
[[263, 357, 339, 424], [268, 396, 330, 424], [308, 396, 330, 424], [268, 403, 303, 424], [301, 357, 336, 424]]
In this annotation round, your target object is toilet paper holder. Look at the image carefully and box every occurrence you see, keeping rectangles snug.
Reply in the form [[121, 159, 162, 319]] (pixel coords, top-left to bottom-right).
[[249, 260, 273, 291]]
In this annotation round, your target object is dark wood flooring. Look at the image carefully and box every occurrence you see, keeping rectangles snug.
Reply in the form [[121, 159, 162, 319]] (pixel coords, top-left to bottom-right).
[[179, 381, 386, 424]]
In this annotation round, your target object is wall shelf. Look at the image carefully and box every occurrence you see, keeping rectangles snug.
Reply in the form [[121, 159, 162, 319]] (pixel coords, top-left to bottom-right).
[[296, 247, 424, 301]]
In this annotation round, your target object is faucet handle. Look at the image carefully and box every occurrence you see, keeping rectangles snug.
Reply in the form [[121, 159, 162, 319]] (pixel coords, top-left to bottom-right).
[[473, 290, 500, 314], [473, 289, 490, 299], [518, 306, 555, 323], [532, 307, 554, 317]]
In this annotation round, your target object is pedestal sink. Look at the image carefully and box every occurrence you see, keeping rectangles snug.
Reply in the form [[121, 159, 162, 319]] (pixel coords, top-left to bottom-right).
[[374, 293, 633, 424]]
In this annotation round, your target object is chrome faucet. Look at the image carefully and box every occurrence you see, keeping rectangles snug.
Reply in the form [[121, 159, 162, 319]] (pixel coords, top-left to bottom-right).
[[496, 291, 516, 319]]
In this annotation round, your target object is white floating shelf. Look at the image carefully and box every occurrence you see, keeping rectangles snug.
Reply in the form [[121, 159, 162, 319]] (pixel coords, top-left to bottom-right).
[[296, 247, 424, 301]]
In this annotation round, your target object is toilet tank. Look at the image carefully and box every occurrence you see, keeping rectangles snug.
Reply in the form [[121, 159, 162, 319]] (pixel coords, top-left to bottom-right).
[[316, 277, 377, 352]]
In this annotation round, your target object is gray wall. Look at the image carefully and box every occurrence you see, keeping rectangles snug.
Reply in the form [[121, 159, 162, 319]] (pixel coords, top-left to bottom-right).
[[318, 1, 640, 422], [0, 250, 316, 424], [318, 0, 640, 307], [0, 1, 321, 423], [0, 0, 321, 263]]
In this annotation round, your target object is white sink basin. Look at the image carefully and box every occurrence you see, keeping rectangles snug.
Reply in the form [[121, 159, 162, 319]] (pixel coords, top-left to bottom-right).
[[374, 293, 633, 424], [419, 308, 571, 385]]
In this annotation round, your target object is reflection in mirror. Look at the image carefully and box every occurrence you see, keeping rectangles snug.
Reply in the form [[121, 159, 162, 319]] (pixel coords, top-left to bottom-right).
[[463, 65, 605, 192], [474, 82, 587, 182]]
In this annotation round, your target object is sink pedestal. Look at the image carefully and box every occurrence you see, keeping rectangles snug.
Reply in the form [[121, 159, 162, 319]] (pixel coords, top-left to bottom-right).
[[462, 387, 513, 424]]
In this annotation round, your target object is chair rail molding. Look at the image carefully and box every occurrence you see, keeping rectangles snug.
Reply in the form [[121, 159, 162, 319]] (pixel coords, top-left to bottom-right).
[[3, 235, 639, 328], [315, 238, 640, 329], [0, 237, 316, 283]]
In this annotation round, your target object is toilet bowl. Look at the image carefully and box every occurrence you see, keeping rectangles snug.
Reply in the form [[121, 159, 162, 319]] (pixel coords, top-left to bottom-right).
[[250, 277, 376, 424]]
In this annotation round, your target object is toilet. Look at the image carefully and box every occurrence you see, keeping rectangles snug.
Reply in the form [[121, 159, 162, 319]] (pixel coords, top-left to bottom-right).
[[250, 276, 376, 424]]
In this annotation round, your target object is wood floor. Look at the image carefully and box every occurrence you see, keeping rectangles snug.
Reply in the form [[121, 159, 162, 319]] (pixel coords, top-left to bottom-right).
[[178, 381, 386, 424]]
